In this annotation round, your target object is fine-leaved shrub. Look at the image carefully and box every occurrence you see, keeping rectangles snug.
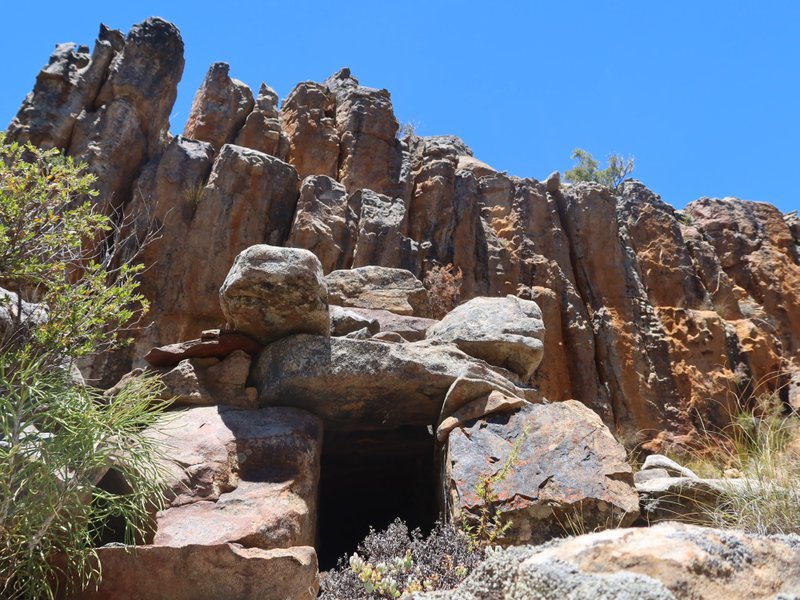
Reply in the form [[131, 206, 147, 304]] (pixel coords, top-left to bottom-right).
[[0, 134, 170, 599], [320, 519, 483, 599]]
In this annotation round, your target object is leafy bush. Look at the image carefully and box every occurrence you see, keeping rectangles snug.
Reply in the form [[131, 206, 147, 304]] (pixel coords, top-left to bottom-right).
[[0, 135, 169, 599], [320, 519, 483, 599], [423, 263, 463, 319], [564, 148, 634, 192], [0, 133, 147, 361]]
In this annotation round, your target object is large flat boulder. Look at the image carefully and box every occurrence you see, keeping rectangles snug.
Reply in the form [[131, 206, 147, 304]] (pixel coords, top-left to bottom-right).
[[64, 544, 318, 600], [443, 401, 639, 545], [219, 245, 329, 344], [251, 335, 535, 431], [419, 522, 800, 600], [427, 295, 545, 380]]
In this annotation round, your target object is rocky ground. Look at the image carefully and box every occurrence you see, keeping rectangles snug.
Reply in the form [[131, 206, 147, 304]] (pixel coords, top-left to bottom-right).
[[6, 16, 800, 600]]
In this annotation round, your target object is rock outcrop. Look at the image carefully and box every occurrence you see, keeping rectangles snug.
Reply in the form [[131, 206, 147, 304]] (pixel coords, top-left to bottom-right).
[[8, 18, 800, 598], [420, 522, 800, 600], [11, 20, 799, 451], [183, 62, 254, 151]]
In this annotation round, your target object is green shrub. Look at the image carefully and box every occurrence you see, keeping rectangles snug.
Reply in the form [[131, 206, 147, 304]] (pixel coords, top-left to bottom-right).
[[0, 135, 170, 599], [0, 357, 170, 599], [0, 132, 147, 361], [564, 148, 634, 192]]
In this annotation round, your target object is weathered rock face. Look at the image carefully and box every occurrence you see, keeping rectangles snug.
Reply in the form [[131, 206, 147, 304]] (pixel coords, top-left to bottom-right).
[[281, 82, 339, 179], [443, 402, 639, 544], [219, 245, 329, 344], [686, 198, 800, 357], [427, 295, 545, 381], [183, 62, 254, 150], [325, 68, 401, 197], [10, 18, 800, 450], [420, 522, 800, 600]]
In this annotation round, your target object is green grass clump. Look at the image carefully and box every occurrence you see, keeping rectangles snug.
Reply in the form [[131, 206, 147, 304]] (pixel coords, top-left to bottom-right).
[[679, 377, 800, 535]]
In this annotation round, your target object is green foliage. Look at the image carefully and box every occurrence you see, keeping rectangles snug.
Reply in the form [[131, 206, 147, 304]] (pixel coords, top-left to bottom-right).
[[0, 135, 169, 598], [0, 133, 147, 360], [0, 353, 170, 599], [564, 148, 634, 191], [462, 427, 528, 550]]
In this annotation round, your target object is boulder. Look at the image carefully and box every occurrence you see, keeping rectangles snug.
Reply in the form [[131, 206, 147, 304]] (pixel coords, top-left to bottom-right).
[[219, 245, 329, 345], [443, 402, 639, 545], [325, 266, 430, 317], [66, 544, 318, 600], [144, 330, 261, 367], [145, 406, 322, 549], [419, 522, 800, 600], [183, 62, 254, 150], [427, 295, 545, 380], [329, 305, 379, 337], [251, 335, 535, 431], [337, 307, 436, 341], [156, 350, 257, 408]]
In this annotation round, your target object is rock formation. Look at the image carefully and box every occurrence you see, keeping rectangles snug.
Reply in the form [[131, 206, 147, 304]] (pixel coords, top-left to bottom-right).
[[420, 522, 800, 599], [13, 19, 797, 451], [7, 17, 800, 600]]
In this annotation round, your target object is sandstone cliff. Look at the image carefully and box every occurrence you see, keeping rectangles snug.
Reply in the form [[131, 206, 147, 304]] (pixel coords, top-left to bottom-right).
[[8, 18, 799, 451]]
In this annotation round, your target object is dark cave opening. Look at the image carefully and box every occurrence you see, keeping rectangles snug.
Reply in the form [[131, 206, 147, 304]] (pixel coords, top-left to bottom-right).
[[316, 426, 438, 571]]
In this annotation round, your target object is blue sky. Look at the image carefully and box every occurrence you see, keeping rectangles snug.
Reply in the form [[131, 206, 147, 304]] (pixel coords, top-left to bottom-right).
[[2, 1, 798, 213]]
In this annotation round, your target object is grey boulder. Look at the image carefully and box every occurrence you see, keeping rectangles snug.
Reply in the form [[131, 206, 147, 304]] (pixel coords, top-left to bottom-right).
[[426, 295, 545, 380], [219, 245, 329, 344]]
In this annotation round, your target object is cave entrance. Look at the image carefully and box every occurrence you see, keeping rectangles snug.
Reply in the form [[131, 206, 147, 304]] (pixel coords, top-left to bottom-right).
[[316, 426, 438, 571]]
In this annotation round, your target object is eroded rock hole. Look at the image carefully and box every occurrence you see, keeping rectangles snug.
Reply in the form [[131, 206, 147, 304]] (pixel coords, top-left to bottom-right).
[[317, 426, 437, 570]]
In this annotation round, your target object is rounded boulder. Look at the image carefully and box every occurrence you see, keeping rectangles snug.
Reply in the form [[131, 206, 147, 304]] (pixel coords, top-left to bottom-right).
[[219, 245, 329, 344], [426, 295, 545, 380]]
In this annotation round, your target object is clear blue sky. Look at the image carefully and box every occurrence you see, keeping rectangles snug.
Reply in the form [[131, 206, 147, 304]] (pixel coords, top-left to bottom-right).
[[2, 1, 798, 213]]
